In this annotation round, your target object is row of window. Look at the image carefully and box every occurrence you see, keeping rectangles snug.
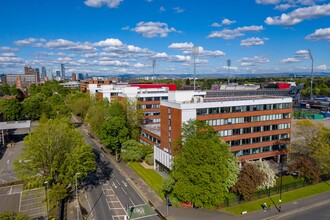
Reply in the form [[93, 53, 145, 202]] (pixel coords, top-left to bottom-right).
[[139, 104, 161, 109], [143, 111, 160, 117], [197, 103, 291, 115], [234, 144, 288, 157], [203, 113, 290, 126], [138, 97, 168, 102], [219, 123, 291, 137], [227, 133, 290, 147], [140, 131, 160, 144]]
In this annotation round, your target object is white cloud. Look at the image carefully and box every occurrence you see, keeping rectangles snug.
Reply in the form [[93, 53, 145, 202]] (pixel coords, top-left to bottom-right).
[[317, 64, 327, 70], [256, 0, 280, 5], [305, 27, 330, 41], [221, 18, 236, 26], [274, 4, 293, 11], [170, 55, 191, 62], [84, 0, 123, 8], [211, 22, 221, 27], [14, 38, 42, 46], [83, 53, 99, 58], [239, 56, 270, 66], [44, 39, 96, 52], [153, 52, 168, 58], [280, 57, 300, 64], [173, 7, 185, 13], [132, 21, 178, 38], [240, 37, 268, 47], [265, 4, 330, 26], [94, 38, 123, 47], [95, 60, 129, 66], [207, 25, 264, 39], [168, 42, 194, 50], [294, 49, 310, 59], [121, 26, 130, 30], [134, 63, 145, 68], [1, 53, 16, 57], [159, 6, 166, 12], [0, 46, 19, 52], [0, 56, 24, 64]]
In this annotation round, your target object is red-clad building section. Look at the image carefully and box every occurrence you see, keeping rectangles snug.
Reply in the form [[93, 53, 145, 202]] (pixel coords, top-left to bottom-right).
[[277, 82, 291, 90], [129, 83, 177, 91]]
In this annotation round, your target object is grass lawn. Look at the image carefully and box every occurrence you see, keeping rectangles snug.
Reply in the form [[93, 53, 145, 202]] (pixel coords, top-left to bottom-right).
[[128, 162, 164, 198], [223, 180, 330, 216], [275, 175, 302, 186]]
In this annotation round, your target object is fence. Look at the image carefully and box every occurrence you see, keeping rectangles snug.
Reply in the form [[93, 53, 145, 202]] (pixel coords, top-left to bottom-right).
[[223, 177, 328, 207]]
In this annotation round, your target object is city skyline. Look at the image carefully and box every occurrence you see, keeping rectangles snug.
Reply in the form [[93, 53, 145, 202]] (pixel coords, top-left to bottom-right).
[[1, 0, 330, 76]]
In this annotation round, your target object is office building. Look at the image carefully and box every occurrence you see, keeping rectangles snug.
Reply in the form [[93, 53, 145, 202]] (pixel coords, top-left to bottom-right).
[[151, 91, 292, 171], [61, 64, 65, 79], [41, 66, 46, 78], [72, 72, 77, 81]]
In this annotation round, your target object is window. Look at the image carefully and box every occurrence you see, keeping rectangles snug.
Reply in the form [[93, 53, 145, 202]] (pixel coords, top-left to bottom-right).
[[264, 125, 271, 131], [272, 124, 278, 130], [252, 137, 261, 143], [243, 127, 251, 134], [244, 117, 252, 123], [253, 126, 261, 132], [242, 138, 251, 145], [262, 136, 271, 142], [263, 146, 271, 152], [233, 129, 240, 135]]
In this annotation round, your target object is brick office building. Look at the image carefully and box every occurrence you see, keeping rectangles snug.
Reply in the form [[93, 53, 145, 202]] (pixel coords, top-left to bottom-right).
[[153, 91, 292, 171]]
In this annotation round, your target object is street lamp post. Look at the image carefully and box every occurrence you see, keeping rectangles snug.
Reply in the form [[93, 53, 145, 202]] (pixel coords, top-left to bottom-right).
[[44, 181, 50, 212], [279, 159, 283, 212], [75, 172, 81, 220]]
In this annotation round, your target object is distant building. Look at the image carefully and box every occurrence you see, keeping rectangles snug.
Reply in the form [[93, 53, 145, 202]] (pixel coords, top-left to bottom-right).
[[61, 64, 65, 79], [78, 73, 84, 80], [41, 66, 46, 78], [72, 72, 77, 81], [24, 66, 35, 75], [56, 71, 61, 77]]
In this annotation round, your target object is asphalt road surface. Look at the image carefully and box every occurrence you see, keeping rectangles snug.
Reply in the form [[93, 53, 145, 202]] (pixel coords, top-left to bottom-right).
[[274, 202, 330, 220], [79, 126, 160, 220]]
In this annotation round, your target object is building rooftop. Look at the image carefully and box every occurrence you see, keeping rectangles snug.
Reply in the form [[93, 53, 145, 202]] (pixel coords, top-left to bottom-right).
[[142, 123, 161, 137]]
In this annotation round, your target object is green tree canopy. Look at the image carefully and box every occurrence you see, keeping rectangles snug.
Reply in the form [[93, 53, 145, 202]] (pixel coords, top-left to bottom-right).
[[121, 139, 145, 162], [14, 118, 95, 188], [0, 211, 29, 220], [85, 97, 109, 136], [66, 92, 91, 120], [21, 93, 47, 120], [0, 98, 22, 121], [171, 120, 239, 208]]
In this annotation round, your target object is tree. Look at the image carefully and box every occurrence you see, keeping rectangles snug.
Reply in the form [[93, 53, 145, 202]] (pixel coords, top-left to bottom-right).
[[21, 93, 47, 120], [288, 155, 320, 183], [121, 139, 145, 162], [0, 211, 29, 220], [0, 98, 22, 121], [66, 93, 90, 121], [250, 160, 276, 190], [85, 97, 109, 136], [162, 177, 175, 195], [232, 163, 265, 200], [172, 120, 239, 208], [123, 98, 143, 140], [14, 119, 95, 188], [99, 116, 129, 161], [291, 119, 330, 174]]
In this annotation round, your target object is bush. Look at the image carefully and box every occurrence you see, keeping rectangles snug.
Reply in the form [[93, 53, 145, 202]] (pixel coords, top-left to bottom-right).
[[145, 154, 154, 165]]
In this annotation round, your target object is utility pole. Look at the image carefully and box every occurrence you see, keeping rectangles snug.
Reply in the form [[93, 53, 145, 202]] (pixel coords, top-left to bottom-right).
[[152, 59, 156, 75], [279, 159, 283, 212]]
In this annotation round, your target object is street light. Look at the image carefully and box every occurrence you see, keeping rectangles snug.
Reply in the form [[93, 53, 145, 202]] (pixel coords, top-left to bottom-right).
[[44, 181, 50, 212], [75, 172, 81, 220], [279, 159, 284, 212]]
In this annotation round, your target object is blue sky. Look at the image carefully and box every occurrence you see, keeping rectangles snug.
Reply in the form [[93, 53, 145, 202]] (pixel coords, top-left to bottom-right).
[[0, 0, 330, 76]]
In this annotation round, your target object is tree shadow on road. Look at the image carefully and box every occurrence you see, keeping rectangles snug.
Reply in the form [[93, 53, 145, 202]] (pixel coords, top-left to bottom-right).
[[80, 149, 113, 192]]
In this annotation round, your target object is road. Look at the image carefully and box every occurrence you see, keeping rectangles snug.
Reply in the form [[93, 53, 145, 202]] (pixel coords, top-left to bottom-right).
[[271, 201, 330, 220], [79, 126, 160, 220]]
